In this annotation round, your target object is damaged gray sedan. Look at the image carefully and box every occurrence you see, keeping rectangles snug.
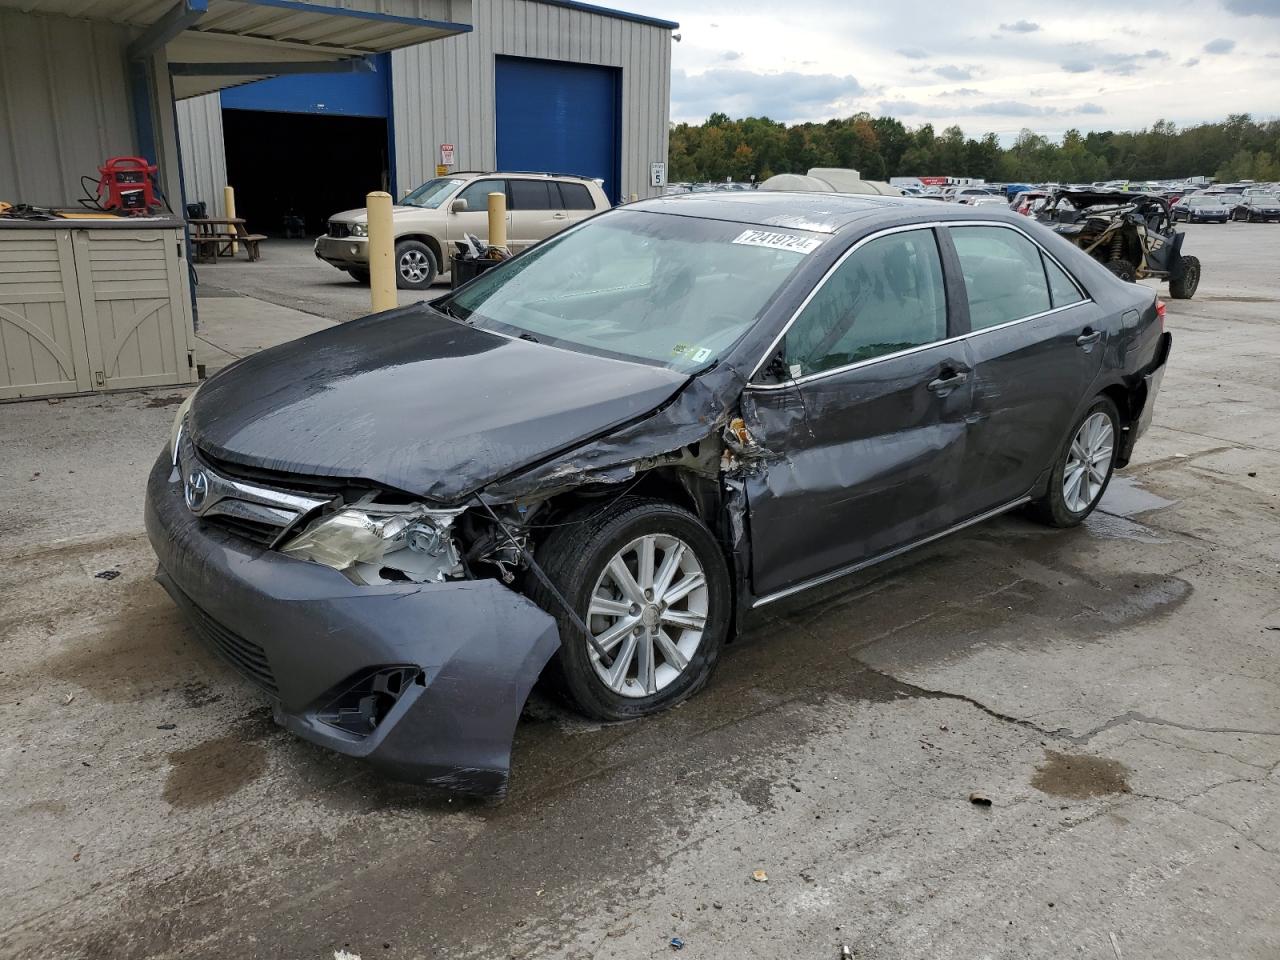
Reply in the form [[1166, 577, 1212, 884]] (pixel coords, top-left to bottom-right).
[[146, 193, 1171, 794]]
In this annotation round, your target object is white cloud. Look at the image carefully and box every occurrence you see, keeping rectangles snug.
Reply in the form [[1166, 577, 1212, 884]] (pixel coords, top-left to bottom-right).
[[999, 19, 1041, 32], [633, 0, 1280, 135], [934, 64, 977, 80]]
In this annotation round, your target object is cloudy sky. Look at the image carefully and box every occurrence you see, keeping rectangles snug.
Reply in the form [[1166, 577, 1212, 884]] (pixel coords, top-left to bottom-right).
[[619, 0, 1280, 140]]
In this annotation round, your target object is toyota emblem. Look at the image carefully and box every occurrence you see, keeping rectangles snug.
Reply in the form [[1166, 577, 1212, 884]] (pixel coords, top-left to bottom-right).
[[184, 468, 209, 512]]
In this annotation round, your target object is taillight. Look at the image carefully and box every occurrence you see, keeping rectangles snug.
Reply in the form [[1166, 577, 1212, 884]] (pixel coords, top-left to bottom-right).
[[1155, 299, 1167, 331]]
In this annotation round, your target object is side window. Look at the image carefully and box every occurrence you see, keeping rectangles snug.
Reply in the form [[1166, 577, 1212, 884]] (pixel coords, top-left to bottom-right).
[[558, 182, 595, 210], [950, 226, 1051, 330], [784, 229, 948, 377], [509, 179, 554, 211], [454, 179, 506, 211], [1043, 254, 1084, 308]]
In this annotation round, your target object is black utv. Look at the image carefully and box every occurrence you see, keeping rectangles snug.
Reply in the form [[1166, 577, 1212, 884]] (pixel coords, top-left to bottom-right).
[[1037, 189, 1200, 299]]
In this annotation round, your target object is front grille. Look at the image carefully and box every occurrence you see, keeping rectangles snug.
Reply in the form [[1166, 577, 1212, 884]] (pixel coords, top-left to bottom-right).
[[177, 432, 331, 549], [186, 599, 279, 694], [327, 221, 350, 238], [204, 514, 280, 546]]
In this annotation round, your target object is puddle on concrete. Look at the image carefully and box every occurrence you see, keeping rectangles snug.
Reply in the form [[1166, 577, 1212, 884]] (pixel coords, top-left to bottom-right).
[[162, 714, 273, 809], [1031, 749, 1130, 799], [1083, 511, 1169, 544], [1098, 476, 1176, 518]]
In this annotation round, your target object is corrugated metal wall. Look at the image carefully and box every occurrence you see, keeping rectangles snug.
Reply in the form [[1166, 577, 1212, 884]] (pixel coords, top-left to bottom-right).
[[175, 93, 228, 216], [0, 10, 138, 208], [391, 0, 671, 201]]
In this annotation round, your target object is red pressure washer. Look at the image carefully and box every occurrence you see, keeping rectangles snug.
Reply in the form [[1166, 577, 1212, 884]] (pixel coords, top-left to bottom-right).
[[93, 156, 160, 215]]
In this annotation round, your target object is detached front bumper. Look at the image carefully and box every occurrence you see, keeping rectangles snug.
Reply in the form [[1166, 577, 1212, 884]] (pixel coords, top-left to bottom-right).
[[314, 235, 369, 269], [144, 452, 560, 795]]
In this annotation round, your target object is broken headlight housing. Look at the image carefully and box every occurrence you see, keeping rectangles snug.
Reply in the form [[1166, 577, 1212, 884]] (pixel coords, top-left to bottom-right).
[[280, 499, 466, 585], [348, 223, 368, 237]]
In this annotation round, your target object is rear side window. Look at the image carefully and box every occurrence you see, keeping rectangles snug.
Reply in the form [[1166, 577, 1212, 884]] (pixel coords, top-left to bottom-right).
[[557, 182, 595, 210], [455, 178, 507, 211], [784, 229, 948, 377], [509, 179, 555, 211], [950, 226, 1051, 330], [1043, 255, 1084, 308]]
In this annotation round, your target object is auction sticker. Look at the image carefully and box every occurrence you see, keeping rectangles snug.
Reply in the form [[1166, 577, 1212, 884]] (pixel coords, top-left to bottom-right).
[[732, 229, 823, 255]]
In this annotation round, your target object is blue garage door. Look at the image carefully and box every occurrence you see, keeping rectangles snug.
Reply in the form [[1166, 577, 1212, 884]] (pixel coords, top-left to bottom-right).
[[496, 56, 621, 203], [220, 54, 391, 118]]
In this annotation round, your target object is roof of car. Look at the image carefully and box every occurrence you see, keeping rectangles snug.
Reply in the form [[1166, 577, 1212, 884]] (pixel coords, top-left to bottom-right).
[[627, 191, 945, 233]]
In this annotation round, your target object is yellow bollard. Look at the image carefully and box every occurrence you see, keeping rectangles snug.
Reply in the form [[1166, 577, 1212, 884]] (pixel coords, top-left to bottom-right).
[[223, 185, 238, 255], [366, 190, 398, 312], [487, 191, 507, 251]]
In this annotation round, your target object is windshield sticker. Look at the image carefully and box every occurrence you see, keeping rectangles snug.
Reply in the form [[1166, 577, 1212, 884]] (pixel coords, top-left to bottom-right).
[[671, 343, 714, 363], [732, 229, 823, 255]]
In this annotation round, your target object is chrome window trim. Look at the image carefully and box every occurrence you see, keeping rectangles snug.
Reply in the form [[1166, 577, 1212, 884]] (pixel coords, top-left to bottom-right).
[[745, 218, 1093, 390]]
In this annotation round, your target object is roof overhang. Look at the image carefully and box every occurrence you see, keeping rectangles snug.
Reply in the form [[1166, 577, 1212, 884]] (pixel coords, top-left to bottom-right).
[[0, 0, 473, 98]]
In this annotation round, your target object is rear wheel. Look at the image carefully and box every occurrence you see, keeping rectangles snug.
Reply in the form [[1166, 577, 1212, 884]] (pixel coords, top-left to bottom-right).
[[1169, 255, 1200, 300], [1028, 397, 1119, 528], [1104, 259, 1136, 283], [529, 498, 731, 721], [394, 240, 438, 290]]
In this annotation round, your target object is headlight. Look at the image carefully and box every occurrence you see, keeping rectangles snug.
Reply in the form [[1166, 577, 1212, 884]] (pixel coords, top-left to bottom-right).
[[280, 504, 465, 582], [349, 223, 368, 237], [169, 385, 200, 465]]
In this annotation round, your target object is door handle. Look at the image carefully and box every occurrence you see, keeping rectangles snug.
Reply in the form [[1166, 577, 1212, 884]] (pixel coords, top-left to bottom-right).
[[552, 212, 568, 219], [1076, 328, 1102, 347], [927, 370, 969, 394]]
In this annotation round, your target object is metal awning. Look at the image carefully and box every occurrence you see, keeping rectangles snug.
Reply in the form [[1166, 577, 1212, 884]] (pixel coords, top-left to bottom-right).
[[0, 0, 473, 97]]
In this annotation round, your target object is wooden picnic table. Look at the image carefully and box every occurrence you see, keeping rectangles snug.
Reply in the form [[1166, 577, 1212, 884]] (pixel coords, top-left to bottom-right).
[[189, 217, 266, 262]]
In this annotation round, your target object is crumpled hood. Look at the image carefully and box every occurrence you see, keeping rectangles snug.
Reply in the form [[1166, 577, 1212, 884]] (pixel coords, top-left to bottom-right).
[[188, 306, 689, 502]]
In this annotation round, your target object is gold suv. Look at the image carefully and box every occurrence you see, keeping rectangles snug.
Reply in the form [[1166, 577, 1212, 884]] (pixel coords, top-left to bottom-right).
[[315, 172, 611, 289]]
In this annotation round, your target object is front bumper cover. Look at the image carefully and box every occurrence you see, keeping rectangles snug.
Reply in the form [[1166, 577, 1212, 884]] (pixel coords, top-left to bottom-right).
[[144, 452, 561, 795], [314, 235, 369, 268]]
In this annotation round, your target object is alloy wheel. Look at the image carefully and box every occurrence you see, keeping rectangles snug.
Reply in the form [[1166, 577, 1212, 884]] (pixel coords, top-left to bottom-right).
[[586, 534, 708, 698], [399, 249, 432, 283], [1063, 411, 1114, 513]]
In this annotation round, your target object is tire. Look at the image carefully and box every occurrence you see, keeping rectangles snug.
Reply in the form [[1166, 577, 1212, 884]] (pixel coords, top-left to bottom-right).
[[1028, 396, 1120, 528], [528, 498, 732, 721], [394, 240, 438, 290], [1169, 255, 1200, 300], [346, 267, 370, 284], [1104, 258, 1136, 283]]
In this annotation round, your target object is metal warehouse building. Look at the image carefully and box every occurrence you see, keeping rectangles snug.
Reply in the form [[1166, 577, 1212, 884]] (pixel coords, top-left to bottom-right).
[[176, 0, 677, 232]]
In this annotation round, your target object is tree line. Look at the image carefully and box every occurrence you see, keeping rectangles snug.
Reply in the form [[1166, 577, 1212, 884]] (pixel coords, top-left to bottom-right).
[[667, 112, 1280, 185]]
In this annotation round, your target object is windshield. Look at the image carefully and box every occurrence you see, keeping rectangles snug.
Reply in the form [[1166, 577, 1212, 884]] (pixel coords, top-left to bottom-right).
[[1188, 196, 1223, 206], [402, 178, 465, 208], [441, 210, 821, 372]]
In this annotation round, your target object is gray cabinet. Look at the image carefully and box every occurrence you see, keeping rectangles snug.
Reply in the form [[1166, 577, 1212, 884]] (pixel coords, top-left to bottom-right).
[[0, 220, 196, 400]]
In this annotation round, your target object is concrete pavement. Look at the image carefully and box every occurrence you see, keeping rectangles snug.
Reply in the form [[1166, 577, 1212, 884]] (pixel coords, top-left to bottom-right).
[[0, 223, 1277, 960]]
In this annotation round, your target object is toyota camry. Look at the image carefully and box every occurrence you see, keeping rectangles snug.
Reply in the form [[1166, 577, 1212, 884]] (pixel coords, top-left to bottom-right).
[[146, 193, 1172, 795]]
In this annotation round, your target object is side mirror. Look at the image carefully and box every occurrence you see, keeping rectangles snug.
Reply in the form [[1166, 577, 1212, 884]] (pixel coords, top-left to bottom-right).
[[450, 198, 468, 214]]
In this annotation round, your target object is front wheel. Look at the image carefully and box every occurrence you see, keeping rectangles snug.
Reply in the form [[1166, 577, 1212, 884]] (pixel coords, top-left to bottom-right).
[[394, 240, 438, 290], [1028, 397, 1119, 528], [530, 498, 731, 721], [1169, 255, 1200, 300]]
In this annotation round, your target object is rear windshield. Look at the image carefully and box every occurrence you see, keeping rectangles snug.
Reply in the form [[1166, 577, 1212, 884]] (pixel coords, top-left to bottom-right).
[[440, 210, 822, 372]]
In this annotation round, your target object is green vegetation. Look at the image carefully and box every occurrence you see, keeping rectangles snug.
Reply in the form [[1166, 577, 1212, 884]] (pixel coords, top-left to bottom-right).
[[668, 112, 1280, 184]]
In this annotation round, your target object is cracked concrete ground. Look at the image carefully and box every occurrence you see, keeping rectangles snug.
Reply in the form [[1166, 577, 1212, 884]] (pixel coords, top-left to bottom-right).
[[1, 224, 1278, 959]]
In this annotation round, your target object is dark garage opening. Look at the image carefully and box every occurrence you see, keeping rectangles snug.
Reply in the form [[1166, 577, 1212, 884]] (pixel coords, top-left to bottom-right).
[[221, 109, 389, 237]]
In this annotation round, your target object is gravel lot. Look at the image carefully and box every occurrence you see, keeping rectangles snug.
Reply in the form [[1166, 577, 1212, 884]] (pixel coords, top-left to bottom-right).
[[1, 223, 1278, 960]]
